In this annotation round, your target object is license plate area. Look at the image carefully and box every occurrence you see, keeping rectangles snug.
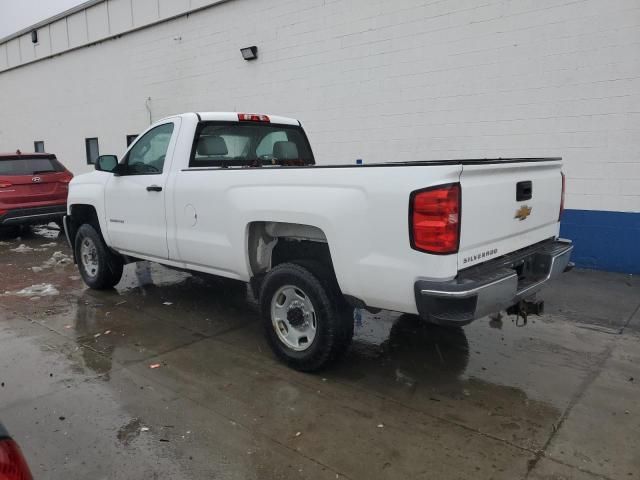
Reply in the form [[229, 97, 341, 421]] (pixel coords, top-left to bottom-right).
[[457, 238, 561, 295], [458, 238, 555, 280], [513, 253, 551, 292]]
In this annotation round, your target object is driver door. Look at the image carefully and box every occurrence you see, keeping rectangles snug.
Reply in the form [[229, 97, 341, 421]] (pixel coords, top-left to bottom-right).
[[105, 119, 180, 259]]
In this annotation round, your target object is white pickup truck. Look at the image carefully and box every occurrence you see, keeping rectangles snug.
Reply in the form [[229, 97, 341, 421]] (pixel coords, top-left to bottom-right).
[[65, 112, 573, 371]]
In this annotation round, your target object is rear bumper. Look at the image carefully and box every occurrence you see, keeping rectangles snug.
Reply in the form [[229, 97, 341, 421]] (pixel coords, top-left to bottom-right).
[[0, 204, 67, 226], [414, 239, 573, 326]]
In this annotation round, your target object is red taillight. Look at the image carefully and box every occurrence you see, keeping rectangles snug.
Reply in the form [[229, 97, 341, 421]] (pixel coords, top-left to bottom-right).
[[410, 183, 461, 254], [238, 113, 270, 122], [59, 176, 72, 184], [559, 172, 566, 221], [0, 182, 12, 188], [0, 439, 33, 480]]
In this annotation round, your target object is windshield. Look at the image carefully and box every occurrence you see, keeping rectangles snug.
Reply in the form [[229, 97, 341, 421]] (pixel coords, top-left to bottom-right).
[[190, 122, 314, 167], [0, 157, 65, 175]]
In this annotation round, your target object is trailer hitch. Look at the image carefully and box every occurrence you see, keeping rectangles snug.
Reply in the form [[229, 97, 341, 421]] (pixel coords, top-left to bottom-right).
[[507, 299, 545, 326]]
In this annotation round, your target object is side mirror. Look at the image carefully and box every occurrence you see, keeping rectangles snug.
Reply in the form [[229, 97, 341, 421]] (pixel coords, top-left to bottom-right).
[[95, 155, 118, 173]]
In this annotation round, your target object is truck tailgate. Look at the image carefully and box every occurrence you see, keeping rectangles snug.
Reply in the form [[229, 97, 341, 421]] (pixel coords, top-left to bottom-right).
[[458, 160, 563, 269]]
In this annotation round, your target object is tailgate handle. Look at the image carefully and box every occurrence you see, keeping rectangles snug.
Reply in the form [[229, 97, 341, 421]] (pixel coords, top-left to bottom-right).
[[516, 181, 532, 201]]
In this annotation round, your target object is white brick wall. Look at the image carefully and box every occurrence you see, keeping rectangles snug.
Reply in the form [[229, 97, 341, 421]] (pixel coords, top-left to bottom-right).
[[0, 0, 638, 213]]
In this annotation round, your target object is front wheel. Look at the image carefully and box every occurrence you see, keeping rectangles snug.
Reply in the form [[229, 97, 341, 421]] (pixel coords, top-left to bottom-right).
[[74, 224, 123, 289], [259, 262, 353, 372]]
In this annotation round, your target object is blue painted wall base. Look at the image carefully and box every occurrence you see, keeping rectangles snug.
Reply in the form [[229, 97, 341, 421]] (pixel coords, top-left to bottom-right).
[[560, 209, 640, 274]]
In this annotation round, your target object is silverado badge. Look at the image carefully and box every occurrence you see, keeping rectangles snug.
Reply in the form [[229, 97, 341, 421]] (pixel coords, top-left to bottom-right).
[[515, 205, 532, 221]]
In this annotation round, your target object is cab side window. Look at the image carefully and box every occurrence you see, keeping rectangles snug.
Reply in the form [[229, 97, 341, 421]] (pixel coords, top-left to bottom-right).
[[125, 123, 174, 174]]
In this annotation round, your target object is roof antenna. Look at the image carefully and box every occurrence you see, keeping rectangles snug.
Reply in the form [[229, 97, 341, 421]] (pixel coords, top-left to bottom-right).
[[15, 149, 21, 155], [145, 97, 152, 124]]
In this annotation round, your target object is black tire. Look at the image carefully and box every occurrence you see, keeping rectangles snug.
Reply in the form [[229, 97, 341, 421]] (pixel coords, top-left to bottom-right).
[[74, 223, 123, 289], [294, 259, 354, 357], [0, 225, 21, 239], [259, 261, 353, 372]]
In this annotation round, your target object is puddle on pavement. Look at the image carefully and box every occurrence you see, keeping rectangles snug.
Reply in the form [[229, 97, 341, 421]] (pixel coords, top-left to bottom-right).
[[2, 226, 598, 395], [343, 307, 601, 406], [3, 223, 609, 453]]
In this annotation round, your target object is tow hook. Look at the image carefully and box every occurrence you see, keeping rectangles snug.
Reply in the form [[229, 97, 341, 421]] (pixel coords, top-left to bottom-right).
[[507, 299, 545, 326]]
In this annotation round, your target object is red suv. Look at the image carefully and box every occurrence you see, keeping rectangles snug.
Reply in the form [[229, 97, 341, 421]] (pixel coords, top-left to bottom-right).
[[0, 151, 72, 228]]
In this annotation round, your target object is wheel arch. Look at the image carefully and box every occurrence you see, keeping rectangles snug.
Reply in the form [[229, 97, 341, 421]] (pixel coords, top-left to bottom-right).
[[246, 221, 339, 295], [67, 204, 104, 263]]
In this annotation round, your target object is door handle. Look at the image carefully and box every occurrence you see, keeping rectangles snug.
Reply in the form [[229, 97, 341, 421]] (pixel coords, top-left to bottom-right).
[[146, 185, 162, 192]]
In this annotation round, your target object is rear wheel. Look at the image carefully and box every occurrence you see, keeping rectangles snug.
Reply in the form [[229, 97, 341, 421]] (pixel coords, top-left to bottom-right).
[[259, 262, 353, 371], [74, 224, 123, 289]]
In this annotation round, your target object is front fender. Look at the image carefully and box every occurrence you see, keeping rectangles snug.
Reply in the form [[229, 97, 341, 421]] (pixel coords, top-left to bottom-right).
[[67, 172, 111, 245]]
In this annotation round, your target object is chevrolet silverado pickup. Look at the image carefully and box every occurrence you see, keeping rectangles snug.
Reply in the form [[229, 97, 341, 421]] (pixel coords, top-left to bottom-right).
[[64, 112, 573, 371]]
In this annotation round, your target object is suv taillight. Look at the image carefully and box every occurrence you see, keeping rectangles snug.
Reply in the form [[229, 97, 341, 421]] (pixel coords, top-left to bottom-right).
[[410, 183, 461, 254], [559, 172, 566, 221], [0, 182, 12, 188], [0, 438, 33, 480]]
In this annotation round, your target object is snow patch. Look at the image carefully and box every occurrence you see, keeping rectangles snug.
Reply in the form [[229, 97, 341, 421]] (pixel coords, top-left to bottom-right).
[[10, 244, 34, 253], [5, 283, 60, 297], [10, 243, 47, 253], [32, 224, 60, 239], [31, 251, 73, 272]]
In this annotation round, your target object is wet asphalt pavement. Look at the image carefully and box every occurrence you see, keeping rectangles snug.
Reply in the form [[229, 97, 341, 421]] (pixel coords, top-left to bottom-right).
[[0, 225, 638, 479]]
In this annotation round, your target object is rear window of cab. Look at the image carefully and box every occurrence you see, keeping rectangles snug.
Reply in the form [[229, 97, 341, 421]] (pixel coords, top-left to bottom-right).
[[0, 157, 65, 175], [189, 122, 315, 168]]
